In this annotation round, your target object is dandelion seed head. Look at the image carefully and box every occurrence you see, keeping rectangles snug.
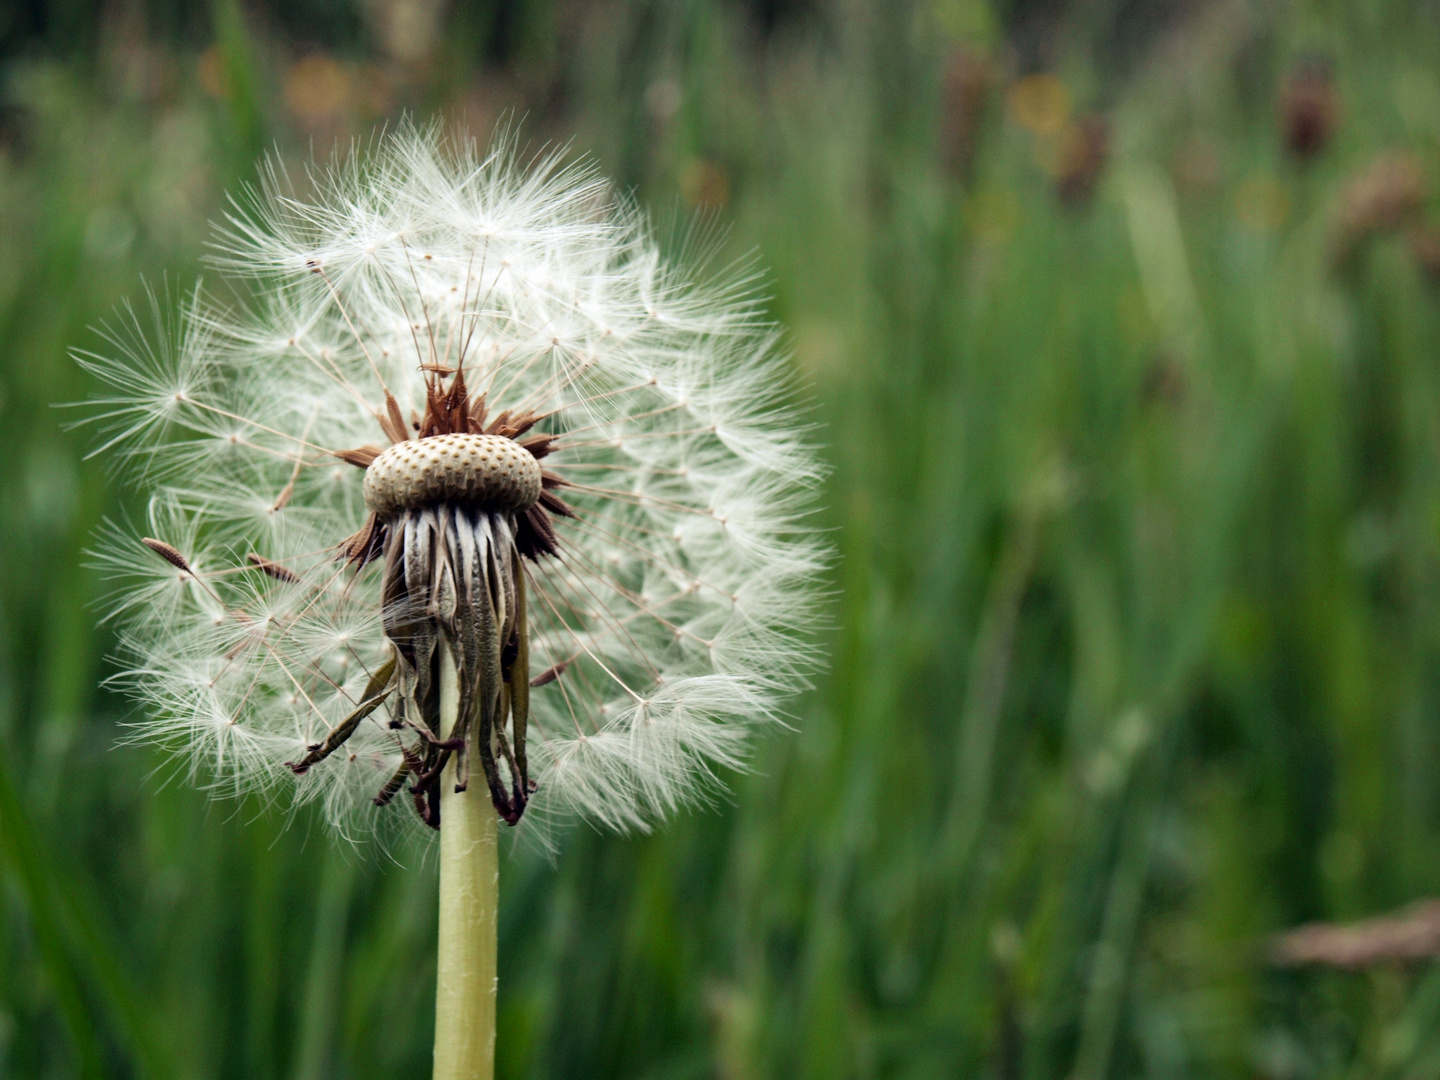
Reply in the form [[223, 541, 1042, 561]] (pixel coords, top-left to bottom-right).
[[83, 121, 825, 842]]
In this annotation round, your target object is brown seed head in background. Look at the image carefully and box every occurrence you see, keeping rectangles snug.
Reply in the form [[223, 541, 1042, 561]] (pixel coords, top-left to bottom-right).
[[1054, 114, 1110, 207], [1332, 152, 1426, 265], [1281, 57, 1338, 161], [1141, 353, 1187, 407], [939, 49, 994, 180], [362, 433, 544, 518], [1408, 222, 1440, 281]]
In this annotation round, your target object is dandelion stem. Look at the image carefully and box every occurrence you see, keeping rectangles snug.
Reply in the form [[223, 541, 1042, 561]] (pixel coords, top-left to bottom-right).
[[434, 645, 497, 1080]]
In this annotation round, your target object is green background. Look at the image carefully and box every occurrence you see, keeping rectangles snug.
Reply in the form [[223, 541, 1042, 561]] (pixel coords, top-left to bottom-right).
[[6, 0, 1440, 1076]]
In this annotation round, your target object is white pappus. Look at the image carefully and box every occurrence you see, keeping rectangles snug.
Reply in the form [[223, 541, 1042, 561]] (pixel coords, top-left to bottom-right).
[[79, 122, 826, 842]]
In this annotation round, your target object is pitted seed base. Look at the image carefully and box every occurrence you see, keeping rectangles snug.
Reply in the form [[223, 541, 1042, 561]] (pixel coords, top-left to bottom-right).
[[363, 434, 543, 517]]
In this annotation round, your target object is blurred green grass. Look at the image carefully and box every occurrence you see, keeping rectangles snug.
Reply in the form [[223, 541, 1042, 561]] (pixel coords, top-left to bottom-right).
[[9, 1, 1440, 1077]]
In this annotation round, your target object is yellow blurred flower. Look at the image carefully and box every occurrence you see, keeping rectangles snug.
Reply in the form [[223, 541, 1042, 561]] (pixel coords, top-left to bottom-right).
[[1234, 174, 1290, 231], [1172, 135, 1223, 196], [1008, 74, 1070, 137], [284, 54, 352, 131], [196, 45, 228, 101], [680, 159, 730, 209], [966, 185, 1021, 244], [367, 0, 447, 66]]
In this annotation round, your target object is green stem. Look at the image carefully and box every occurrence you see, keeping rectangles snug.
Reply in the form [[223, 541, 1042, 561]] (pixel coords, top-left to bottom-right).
[[434, 645, 498, 1080]]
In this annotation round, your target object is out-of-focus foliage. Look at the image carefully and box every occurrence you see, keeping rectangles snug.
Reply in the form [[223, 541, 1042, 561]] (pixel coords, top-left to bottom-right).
[[7, 0, 1440, 1077]]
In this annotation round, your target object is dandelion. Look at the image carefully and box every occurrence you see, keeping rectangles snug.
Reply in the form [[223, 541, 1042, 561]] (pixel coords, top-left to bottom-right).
[[79, 121, 824, 1078]]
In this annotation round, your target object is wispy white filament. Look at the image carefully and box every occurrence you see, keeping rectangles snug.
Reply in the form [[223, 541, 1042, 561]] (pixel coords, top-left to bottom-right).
[[82, 122, 825, 839]]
